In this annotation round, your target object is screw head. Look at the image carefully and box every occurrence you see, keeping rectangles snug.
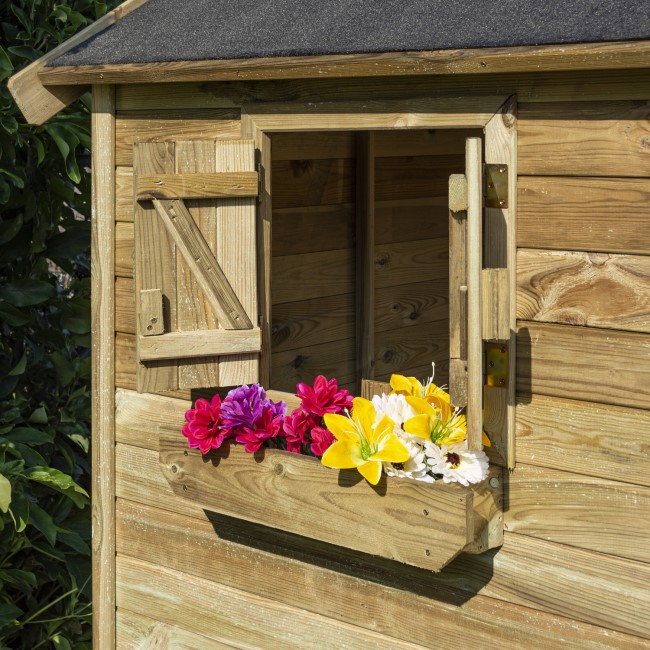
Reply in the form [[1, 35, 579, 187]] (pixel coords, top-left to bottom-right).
[[489, 477, 500, 489]]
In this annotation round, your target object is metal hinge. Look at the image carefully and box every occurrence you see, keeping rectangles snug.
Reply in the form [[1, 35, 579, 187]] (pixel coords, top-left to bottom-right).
[[483, 163, 508, 209]]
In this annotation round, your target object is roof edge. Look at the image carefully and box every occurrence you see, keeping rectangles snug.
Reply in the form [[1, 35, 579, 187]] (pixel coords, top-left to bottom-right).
[[7, 0, 150, 125], [37, 40, 650, 88]]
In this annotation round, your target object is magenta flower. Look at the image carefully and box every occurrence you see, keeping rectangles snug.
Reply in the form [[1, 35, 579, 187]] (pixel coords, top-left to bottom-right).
[[282, 407, 317, 454], [235, 406, 285, 453], [296, 375, 353, 417], [182, 395, 229, 455], [310, 425, 336, 457]]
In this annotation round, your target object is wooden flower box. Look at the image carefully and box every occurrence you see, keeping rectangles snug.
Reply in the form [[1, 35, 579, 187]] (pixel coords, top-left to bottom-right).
[[159, 403, 503, 572]]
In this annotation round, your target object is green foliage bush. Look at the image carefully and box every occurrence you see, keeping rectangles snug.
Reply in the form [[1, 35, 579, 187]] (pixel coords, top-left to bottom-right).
[[1, 2, 118, 647]]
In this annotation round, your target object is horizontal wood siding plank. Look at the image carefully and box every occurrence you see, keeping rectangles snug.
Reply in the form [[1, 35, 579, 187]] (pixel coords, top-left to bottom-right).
[[375, 154, 464, 202], [272, 158, 355, 209], [271, 131, 355, 161], [117, 609, 239, 650], [374, 320, 449, 382], [375, 238, 448, 289], [516, 322, 650, 410], [272, 204, 354, 256], [375, 279, 448, 333], [271, 337, 355, 393], [517, 249, 650, 332], [517, 176, 650, 255], [116, 498, 647, 650], [115, 109, 241, 166], [518, 101, 650, 177], [116, 70, 650, 111], [117, 556, 427, 650], [375, 197, 448, 245], [272, 293, 354, 352], [272, 248, 354, 304], [116, 333, 136, 391], [515, 393, 650, 487], [116, 166, 133, 222], [505, 464, 650, 563]]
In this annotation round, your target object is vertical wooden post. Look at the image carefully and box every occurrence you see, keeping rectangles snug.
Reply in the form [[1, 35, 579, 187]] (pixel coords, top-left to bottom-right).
[[466, 137, 483, 452], [91, 84, 116, 650], [356, 131, 375, 389]]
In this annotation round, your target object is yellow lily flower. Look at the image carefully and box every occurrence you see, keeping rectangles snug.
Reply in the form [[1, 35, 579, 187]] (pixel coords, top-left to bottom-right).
[[321, 397, 409, 485], [390, 372, 450, 412], [403, 396, 468, 446]]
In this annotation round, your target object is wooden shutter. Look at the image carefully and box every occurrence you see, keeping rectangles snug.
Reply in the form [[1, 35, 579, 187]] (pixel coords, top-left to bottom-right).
[[133, 139, 260, 393]]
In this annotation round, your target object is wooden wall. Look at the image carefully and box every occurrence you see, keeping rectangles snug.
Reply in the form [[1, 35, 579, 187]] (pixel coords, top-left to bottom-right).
[[112, 70, 650, 648]]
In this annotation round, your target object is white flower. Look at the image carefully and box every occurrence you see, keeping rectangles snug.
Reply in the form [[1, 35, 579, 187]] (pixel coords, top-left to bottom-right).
[[424, 440, 489, 486], [371, 393, 417, 440], [383, 439, 435, 483]]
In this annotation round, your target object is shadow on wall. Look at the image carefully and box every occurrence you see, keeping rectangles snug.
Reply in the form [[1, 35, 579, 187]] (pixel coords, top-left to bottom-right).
[[206, 509, 497, 606]]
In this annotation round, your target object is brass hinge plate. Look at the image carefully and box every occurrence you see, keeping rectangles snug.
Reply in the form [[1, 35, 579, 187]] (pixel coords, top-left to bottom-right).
[[486, 342, 509, 387], [484, 164, 508, 209]]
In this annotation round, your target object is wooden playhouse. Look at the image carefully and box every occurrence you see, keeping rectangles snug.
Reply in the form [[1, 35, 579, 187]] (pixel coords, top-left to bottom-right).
[[9, 0, 650, 647]]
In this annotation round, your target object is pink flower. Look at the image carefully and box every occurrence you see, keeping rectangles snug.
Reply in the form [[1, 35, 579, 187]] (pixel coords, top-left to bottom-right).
[[310, 426, 336, 457], [296, 375, 353, 417], [235, 406, 284, 453], [282, 407, 317, 454], [182, 395, 229, 455]]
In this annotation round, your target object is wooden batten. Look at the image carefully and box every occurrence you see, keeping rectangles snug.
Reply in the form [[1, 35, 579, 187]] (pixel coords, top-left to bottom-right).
[[136, 171, 258, 200]]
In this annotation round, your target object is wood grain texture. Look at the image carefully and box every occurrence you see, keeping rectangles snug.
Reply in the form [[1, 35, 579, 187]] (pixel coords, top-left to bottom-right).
[[272, 203, 355, 256], [158, 435, 495, 572], [518, 100, 650, 176], [271, 158, 354, 209], [516, 321, 650, 410], [115, 222, 134, 277], [518, 176, 650, 255], [115, 70, 650, 112], [515, 393, 650, 488], [134, 142, 178, 392], [374, 238, 448, 289], [117, 556, 431, 650], [117, 610, 239, 650], [375, 197, 448, 245], [136, 171, 258, 199], [505, 464, 650, 563], [115, 109, 241, 165], [375, 279, 448, 333], [271, 337, 356, 393], [272, 293, 354, 352], [482, 268, 510, 340], [115, 498, 648, 650], [374, 320, 449, 382], [115, 389, 187, 450], [90, 84, 116, 650], [115, 277, 135, 333], [517, 249, 650, 332], [272, 248, 354, 304], [115, 166, 134, 221]]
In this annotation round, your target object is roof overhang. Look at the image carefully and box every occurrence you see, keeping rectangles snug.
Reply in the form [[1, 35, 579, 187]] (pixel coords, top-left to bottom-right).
[[8, 0, 650, 127]]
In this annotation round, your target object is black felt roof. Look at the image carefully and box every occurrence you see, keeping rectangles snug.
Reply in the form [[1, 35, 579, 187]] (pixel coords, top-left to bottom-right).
[[50, 0, 650, 67]]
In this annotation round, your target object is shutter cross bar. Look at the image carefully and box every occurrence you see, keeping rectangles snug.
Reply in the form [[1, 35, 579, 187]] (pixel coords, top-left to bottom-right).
[[152, 198, 253, 330]]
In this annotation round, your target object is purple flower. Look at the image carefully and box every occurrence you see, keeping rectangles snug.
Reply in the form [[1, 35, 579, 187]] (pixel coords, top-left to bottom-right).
[[221, 384, 286, 435]]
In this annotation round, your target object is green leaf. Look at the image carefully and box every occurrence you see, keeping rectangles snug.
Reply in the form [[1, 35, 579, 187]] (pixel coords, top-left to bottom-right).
[[25, 467, 89, 508], [57, 529, 90, 555], [28, 406, 48, 425], [0, 302, 29, 327], [52, 635, 72, 650], [0, 603, 22, 629], [51, 352, 75, 387], [29, 501, 57, 545], [0, 214, 23, 245], [44, 123, 82, 183], [0, 279, 55, 306], [9, 443, 46, 467], [8, 493, 29, 532], [0, 473, 11, 513], [8, 352, 27, 376], [46, 228, 89, 259], [4, 427, 53, 445]]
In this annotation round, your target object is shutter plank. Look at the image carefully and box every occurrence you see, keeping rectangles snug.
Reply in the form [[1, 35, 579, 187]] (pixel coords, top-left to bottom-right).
[[174, 141, 220, 389], [134, 142, 178, 392], [136, 171, 258, 200], [216, 140, 259, 386]]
